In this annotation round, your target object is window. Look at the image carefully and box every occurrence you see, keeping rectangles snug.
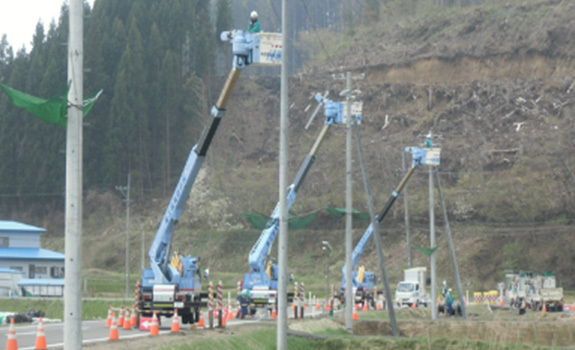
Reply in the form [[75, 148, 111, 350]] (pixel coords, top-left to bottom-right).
[[9, 266, 23, 272], [35, 266, 47, 275], [0, 236, 8, 247], [51, 266, 65, 278]]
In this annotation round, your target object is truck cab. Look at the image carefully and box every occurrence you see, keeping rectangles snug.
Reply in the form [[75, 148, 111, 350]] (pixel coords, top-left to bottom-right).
[[395, 267, 428, 307]]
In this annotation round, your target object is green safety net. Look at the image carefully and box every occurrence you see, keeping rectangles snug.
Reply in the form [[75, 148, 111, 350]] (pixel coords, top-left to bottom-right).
[[241, 210, 319, 230], [324, 206, 370, 220], [1, 83, 102, 126], [413, 244, 438, 257]]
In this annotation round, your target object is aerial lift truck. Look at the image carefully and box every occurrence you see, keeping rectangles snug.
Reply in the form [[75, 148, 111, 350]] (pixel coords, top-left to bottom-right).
[[137, 30, 281, 324], [241, 94, 361, 314], [339, 146, 427, 307]]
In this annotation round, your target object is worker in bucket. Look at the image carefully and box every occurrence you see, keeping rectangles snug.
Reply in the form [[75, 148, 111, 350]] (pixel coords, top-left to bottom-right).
[[247, 11, 261, 33], [445, 288, 454, 316]]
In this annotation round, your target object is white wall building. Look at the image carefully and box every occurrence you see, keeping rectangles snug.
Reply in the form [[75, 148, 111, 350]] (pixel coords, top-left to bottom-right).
[[0, 221, 64, 296]]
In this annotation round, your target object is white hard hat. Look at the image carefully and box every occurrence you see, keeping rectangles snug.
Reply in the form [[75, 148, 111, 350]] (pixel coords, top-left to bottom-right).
[[251, 11, 258, 19], [448, 288, 452, 292]]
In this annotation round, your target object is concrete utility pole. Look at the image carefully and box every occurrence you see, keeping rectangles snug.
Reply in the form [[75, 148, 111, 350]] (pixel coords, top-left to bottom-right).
[[277, 0, 289, 348], [344, 71, 353, 332], [428, 132, 437, 321], [401, 146, 412, 268], [116, 173, 131, 299], [64, 0, 83, 348], [322, 240, 332, 314], [435, 169, 468, 320], [332, 71, 364, 333], [352, 122, 399, 337], [141, 231, 145, 271]]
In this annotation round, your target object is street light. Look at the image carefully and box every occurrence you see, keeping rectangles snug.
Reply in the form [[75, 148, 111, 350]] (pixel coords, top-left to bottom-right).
[[322, 240, 332, 314]]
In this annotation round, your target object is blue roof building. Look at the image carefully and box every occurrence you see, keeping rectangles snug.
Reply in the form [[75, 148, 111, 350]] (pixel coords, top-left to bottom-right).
[[0, 221, 64, 296]]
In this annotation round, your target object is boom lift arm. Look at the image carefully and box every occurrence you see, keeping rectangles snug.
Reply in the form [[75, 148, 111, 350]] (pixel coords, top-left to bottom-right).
[[341, 147, 426, 290], [244, 94, 358, 302]]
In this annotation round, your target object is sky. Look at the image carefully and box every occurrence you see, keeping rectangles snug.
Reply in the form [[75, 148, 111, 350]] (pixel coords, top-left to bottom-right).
[[0, 0, 94, 52]]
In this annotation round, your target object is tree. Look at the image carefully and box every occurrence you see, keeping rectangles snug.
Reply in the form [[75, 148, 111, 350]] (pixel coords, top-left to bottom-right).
[[362, 0, 381, 24]]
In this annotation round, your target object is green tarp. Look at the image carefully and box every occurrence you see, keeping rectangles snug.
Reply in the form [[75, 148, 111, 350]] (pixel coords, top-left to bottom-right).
[[413, 244, 438, 257], [241, 210, 320, 230], [1, 83, 102, 126], [324, 206, 370, 220]]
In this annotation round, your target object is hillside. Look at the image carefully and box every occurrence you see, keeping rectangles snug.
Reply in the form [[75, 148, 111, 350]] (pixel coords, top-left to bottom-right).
[[30, 0, 575, 291]]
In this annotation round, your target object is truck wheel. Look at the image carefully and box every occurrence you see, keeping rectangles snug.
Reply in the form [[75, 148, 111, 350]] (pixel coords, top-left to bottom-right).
[[195, 308, 200, 324]]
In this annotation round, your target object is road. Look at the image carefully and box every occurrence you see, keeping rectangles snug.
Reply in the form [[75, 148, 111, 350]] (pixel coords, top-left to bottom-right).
[[0, 306, 325, 349]]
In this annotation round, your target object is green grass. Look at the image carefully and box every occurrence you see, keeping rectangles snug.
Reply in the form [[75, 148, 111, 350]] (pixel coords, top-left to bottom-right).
[[0, 298, 132, 320], [154, 327, 556, 350], [159, 328, 321, 350]]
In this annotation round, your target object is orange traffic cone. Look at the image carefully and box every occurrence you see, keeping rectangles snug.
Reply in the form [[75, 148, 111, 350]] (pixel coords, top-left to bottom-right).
[[130, 307, 138, 328], [197, 310, 205, 328], [106, 305, 113, 328], [222, 314, 227, 327], [271, 304, 277, 319], [363, 302, 368, 311], [499, 299, 504, 307], [35, 317, 47, 350], [352, 307, 358, 321], [542, 303, 547, 313], [6, 318, 18, 350], [377, 300, 383, 310], [109, 313, 119, 341], [171, 309, 180, 333], [150, 311, 159, 336], [118, 307, 125, 327], [122, 309, 132, 330], [227, 305, 234, 320], [411, 302, 417, 309]]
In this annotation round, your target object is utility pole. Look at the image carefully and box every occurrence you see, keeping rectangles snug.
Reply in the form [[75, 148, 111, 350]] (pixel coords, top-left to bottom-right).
[[435, 168, 468, 320], [427, 132, 437, 321], [322, 241, 332, 315], [333, 71, 364, 333], [353, 120, 399, 337], [116, 173, 131, 299], [277, 0, 289, 348], [141, 231, 145, 271], [401, 145, 412, 268], [64, 0, 83, 348], [344, 71, 353, 332]]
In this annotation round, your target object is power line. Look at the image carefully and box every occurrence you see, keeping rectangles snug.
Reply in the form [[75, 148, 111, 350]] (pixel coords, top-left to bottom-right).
[[298, 0, 333, 64]]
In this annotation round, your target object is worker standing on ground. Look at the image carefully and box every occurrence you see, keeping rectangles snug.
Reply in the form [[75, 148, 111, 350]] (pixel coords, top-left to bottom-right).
[[247, 11, 261, 33], [446, 288, 454, 316]]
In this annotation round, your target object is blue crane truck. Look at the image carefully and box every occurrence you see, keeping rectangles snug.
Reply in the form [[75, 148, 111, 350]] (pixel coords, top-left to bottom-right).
[[241, 94, 361, 315], [339, 146, 427, 308], [136, 30, 281, 324]]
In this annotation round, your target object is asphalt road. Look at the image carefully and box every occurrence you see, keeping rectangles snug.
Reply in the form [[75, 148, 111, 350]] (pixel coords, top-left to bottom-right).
[[0, 306, 325, 349]]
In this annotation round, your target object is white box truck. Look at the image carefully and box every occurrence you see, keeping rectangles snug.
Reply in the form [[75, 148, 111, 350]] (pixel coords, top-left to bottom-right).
[[395, 267, 429, 307]]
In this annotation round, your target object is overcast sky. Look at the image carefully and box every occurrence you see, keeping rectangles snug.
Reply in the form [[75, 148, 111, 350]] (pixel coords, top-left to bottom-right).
[[0, 0, 94, 52]]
